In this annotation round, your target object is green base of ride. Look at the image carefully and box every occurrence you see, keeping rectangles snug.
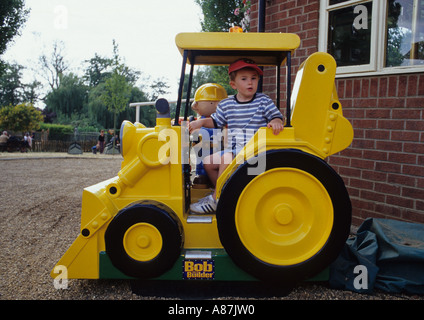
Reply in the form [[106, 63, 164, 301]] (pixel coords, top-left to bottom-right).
[[99, 249, 329, 282]]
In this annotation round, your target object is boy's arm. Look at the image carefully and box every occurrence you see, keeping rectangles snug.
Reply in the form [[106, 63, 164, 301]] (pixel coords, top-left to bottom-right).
[[188, 117, 215, 133]]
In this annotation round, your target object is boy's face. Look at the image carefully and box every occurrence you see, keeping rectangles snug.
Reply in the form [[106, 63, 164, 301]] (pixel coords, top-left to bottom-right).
[[230, 68, 259, 102]]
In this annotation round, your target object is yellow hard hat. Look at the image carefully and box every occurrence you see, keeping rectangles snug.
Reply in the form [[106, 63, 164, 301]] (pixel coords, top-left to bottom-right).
[[194, 83, 227, 102]]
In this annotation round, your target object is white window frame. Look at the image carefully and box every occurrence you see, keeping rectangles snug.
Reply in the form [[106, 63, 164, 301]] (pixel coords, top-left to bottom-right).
[[319, 0, 424, 77]]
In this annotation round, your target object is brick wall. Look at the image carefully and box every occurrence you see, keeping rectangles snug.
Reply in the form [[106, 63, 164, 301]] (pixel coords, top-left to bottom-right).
[[251, 0, 424, 226]]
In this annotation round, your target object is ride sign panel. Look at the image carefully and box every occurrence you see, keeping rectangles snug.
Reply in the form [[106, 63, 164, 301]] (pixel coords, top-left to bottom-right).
[[182, 259, 215, 280]]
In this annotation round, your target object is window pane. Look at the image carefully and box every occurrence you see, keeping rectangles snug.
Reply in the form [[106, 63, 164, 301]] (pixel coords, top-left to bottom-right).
[[386, 0, 424, 67], [327, 2, 373, 67]]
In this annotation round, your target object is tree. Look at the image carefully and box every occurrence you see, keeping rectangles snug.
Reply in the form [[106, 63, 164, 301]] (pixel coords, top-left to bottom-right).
[[45, 73, 88, 120], [100, 65, 132, 145], [0, 0, 30, 75], [0, 102, 43, 133], [84, 53, 114, 87], [0, 62, 42, 107], [195, 0, 244, 32], [38, 41, 69, 91], [0, 62, 24, 106], [149, 77, 170, 101], [194, 0, 249, 96]]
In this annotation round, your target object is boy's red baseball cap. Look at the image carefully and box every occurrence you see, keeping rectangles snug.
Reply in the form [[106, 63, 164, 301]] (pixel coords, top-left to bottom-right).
[[228, 59, 263, 76]]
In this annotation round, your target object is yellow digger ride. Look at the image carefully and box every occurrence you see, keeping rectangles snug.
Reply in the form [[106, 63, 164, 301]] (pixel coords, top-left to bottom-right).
[[51, 32, 353, 285]]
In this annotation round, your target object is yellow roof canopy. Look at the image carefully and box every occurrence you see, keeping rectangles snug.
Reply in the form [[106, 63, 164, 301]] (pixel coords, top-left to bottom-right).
[[175, 32, 301, 66]]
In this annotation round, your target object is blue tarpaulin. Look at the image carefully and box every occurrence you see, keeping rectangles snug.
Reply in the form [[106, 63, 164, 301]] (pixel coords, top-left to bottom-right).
[[329, 218, 424, 294]]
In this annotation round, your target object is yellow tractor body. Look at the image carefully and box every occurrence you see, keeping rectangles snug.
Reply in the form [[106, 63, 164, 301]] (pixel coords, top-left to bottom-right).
[[51, 32, 353, 284]]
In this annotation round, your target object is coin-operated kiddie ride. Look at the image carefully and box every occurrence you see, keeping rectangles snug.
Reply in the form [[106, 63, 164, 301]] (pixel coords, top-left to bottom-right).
[[51, 32, 354, 286]]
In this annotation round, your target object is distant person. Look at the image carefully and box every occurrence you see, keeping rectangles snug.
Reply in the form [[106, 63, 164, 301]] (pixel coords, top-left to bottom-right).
[[98, 130, 106, 154], [0, 131, 9, 152]]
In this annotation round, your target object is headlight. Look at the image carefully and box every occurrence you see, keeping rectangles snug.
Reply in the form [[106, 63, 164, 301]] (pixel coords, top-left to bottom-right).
[[119, 120, 135, 157]]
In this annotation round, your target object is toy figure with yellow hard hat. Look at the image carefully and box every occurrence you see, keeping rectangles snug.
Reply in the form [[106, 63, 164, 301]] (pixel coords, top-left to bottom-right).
[[191, 83, 227, 188]]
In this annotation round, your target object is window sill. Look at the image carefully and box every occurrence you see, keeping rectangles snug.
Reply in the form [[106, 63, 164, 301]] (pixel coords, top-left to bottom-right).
[[336, 66, 424, 79]]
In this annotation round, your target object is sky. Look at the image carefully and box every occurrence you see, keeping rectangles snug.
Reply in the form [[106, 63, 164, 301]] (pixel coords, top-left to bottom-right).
[[2, 0, 203, 102]]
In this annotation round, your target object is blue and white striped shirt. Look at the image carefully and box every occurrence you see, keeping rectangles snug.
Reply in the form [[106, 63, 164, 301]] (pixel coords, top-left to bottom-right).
[[211, 93, 283, 151]]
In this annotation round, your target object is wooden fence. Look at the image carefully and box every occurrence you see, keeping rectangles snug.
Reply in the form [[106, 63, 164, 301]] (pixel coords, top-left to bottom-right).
[[32, 139, 98, 153]]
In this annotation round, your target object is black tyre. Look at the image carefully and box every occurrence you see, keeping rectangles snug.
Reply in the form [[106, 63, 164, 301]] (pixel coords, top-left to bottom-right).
[[217, 149, 351, 284], [105, 203, 183, 279]]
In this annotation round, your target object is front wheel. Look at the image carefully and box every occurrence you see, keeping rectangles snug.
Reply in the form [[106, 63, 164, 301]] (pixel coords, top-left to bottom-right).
[[217, 149, 351, 284], [105, 203, 183, 279]]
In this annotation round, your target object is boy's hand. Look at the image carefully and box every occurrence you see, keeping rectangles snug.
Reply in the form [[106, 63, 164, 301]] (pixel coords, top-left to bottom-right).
[[267, 118, 284, 135], [188, 119, 202, 133]]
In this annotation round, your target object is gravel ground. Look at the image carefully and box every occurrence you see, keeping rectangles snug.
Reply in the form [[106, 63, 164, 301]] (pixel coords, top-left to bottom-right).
[[0, 152, 422, 301]]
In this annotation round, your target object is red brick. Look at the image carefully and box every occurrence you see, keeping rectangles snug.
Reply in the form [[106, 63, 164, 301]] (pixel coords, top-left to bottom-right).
[[338, 166, 361, 178], [402, 186, 424, 199], [406, 97, 424, 108], [370, 78, 378, 97], [405, 120, 424, 131], [416, 199, 424, 211], [388, 152, 417, 165], [391, 131, 420, 142], [345, 80, 353, 98], [365, 129, 390, 140], [353, 119, 377, 129], [378, 119, 404, 130], [361, 79, 370, 97], [379, 77, 388, 97], [375, 161, 401, 173], [392, 109, 421, 119], [377, 97, 405, 108], [398, 76, 407, 96], [351, 158, 375, 169], [375, 182, 401, 195], [352, 198, 375, 211], [386, 195, 414, 209], [419, 74, 424, 95], [361, 190, 385, 202], [404, 142, 424, 154], [403, 164, 424, 177], [361, 169, 387, 182], [402, 210, 424, 224], [304, 2, 319, 13], [375, 204, 404, 218], [376, 140, 403, 152], [366, 108, 390, 118], [363, 150, 388, 161], [388, 173, 415, 187], [352, 138, 375, 149], [388, 76, 398, 96], [407, 75, 418, 96], [350, 178, 373, 190]]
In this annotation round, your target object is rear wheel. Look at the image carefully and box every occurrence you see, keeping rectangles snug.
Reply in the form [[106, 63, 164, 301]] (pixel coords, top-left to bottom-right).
[[105, 203, 183, 279], [217, 149, 351, 284]]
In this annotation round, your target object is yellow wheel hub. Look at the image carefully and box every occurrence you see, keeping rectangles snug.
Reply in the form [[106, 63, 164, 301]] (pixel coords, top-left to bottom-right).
[[235, 168, 333, 266], [123, 223, 163, 261]]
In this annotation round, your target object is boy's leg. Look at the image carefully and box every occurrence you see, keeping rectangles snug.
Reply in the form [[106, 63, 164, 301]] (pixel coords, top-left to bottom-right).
[[204, 152, 233, 200], [190, 152, 233, 214]]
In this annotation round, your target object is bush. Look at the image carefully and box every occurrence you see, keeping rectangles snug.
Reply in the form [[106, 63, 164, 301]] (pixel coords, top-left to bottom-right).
[[39, 123, 73, 140]]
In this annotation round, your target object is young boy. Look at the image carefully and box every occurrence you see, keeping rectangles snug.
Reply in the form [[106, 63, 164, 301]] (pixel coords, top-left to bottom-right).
[[188, 58, 284, 214]]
